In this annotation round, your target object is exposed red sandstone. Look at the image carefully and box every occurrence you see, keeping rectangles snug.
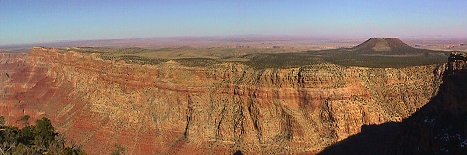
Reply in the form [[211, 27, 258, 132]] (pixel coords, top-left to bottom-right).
[[0, 47, 443, 154], [319, 52, 467, 155]]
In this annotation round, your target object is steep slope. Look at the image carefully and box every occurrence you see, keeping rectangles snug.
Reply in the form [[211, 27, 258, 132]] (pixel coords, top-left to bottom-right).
[[396, 52, 467, 154], [320, 52, 467, 154], [348, 38, 438, 55], [352, 38, 412, 52], [0, 47, 444, 154]]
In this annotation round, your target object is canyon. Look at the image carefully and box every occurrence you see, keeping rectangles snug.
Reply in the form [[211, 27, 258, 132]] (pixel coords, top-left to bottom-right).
[[321, 52, 467, 154], [0, 39, 458, 154]]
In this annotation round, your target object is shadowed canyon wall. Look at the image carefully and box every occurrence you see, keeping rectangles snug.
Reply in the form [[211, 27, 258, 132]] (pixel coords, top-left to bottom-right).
[[0, 48, 444, 154], [320, 53, 467, 155]]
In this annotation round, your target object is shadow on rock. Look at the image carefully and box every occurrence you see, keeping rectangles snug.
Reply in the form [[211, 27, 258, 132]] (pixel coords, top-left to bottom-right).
[[320, 53, 467, 155]]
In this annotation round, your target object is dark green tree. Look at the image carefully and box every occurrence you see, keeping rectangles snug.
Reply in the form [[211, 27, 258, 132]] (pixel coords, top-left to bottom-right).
[[0, 116, 5, 126], [19, 115, 30, 126], [0, 116, 86, 155], [111, 144, 126, 155]]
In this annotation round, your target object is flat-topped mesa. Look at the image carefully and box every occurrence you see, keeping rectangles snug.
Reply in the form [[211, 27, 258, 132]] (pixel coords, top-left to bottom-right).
[[0, 46, 445, 154], [351, 38, 416, 53], [32, 46, 48, 50], [31, 46, 63, 53]]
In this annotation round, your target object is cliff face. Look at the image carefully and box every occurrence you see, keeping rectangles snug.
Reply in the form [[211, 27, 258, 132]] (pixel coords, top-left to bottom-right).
[[319, 53, 467, 155], [396, 53, 467, 154], [0, 48, 443, 154]]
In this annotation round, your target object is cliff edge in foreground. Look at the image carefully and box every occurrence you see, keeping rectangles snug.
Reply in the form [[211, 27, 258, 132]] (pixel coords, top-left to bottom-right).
[[321, 52, 467, 154]]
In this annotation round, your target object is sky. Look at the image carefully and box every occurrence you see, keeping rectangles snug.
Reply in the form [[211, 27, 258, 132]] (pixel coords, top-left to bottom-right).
[[1, 0, 467, 45]]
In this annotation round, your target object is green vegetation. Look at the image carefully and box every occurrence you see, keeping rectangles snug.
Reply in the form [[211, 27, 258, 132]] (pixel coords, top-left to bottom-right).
[[323, 52, 448, 68], [19, 115, 30, 126], [242, 53, 323, 69], [243, 52, 448, 69], [174, 58, 221, 67], [71, 46, 449, 69], [0, 117, 5, 126], [100, 55, 165, 65], [111, 144, 126, 155], [0, 116, 85, 155]]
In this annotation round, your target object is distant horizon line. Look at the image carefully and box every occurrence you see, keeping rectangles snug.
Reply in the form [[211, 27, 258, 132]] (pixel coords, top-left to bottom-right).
[[2, 34, 467, 48]]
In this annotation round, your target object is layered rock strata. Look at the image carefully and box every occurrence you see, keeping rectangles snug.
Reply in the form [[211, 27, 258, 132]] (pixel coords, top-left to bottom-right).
[[0, 47, 443, 154]]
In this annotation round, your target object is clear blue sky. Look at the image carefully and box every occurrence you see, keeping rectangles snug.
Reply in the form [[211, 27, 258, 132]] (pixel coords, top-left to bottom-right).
[[1, 0, 466, 45]]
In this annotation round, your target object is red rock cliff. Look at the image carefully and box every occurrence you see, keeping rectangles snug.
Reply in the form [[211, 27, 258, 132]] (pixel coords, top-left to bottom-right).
[[319, 53, 467, 155], [0, 48, 443, 154]]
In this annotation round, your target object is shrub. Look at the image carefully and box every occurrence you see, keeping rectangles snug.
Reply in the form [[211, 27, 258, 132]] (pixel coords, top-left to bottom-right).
[[0, 116, 86, 155], [111, 144, 126, 155]]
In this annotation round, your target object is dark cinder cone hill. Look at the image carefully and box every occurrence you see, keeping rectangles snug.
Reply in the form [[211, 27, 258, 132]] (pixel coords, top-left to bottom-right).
[[350, 38, 431, 54]]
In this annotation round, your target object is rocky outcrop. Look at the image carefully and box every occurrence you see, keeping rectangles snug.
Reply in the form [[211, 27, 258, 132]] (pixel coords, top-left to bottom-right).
[[319, 52, 467, 155], [0, 47, 444, 154], [396, 52, 467, 154]]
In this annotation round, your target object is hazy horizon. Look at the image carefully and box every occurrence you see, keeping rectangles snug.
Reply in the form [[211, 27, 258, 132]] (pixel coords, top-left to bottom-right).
[[1, 0, 467, 46]]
